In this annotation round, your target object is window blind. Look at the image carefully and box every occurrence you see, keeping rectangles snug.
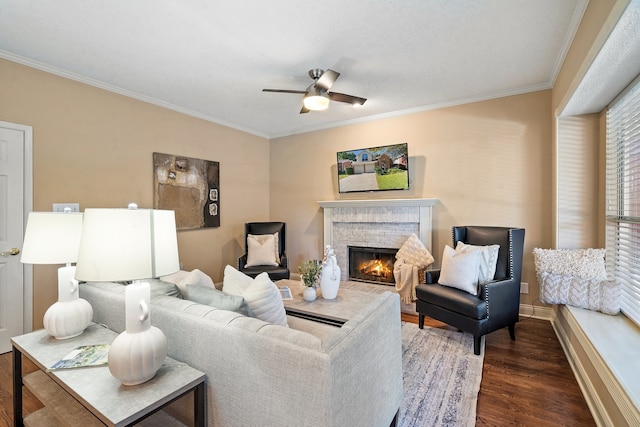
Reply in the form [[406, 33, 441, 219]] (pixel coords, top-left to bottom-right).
[[606, 76, 640, 326]]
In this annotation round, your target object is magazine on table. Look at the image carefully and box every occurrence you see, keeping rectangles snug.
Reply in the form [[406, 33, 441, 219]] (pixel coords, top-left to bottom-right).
[[279, 286, 293, 300], [49, 344, 110, 370]]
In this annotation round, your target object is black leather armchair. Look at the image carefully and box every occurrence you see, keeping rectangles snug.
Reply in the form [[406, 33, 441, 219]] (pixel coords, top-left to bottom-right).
[[415, 226, 525, 355], [237, 222, 290, 281]]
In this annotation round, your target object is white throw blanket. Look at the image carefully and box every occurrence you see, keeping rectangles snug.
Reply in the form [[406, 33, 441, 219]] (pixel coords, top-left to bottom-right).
[[393, 259, 419, 305]]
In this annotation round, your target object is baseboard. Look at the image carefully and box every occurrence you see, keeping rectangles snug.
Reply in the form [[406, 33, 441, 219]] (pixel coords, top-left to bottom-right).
[[519, 303, 552, 320]]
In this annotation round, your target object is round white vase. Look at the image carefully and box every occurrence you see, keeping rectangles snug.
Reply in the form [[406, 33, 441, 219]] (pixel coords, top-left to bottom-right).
[[108, 281, 167, 386], [320, 252, 341, 300], [44, 265, 93, 339], [303, 286, 317, 301]]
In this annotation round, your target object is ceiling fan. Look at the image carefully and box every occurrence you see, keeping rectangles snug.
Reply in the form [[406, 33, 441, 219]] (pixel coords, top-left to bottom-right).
[[263, 68, 367, 114]]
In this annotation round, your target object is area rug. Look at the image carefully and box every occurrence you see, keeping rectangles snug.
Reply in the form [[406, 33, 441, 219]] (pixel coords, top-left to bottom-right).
[[399, 322, 484, 427]]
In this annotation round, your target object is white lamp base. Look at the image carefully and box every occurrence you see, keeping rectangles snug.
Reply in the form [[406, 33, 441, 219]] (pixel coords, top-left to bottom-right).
[[44, 299, 93, 339], [108, 326, 168, 385], [108, 281, 167, 386], [44, 265, 93, 339]]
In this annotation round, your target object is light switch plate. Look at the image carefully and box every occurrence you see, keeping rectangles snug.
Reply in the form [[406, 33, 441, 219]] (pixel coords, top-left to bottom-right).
[[53, 203, 80, 213]]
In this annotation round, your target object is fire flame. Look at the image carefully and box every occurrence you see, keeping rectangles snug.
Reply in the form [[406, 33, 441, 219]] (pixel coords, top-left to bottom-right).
[[359, 259, 392, 278]]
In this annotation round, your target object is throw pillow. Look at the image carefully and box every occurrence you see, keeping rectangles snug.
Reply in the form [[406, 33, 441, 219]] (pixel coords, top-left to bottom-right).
[[456, 242, 500, 284], [184, 284, 247, 315], [245, 234, 279, 267], [147, 278, 183, 299], [160, 270, 190, 286], [222, 266, 288, 326], [242, 273, 288, 327], [533, 248, 607, 280], [438, 245, 481, 295], [222, 264, 254, 295], [395, 233, 435, 268], [176, 269, 215, 296], [538, 271, 621, 315]]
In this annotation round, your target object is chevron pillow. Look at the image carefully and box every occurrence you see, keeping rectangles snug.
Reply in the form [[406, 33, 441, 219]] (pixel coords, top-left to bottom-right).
[[538, 271, 620, 315]]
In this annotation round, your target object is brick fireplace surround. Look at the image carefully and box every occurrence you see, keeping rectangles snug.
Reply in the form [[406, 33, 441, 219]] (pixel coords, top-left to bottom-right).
[[318, 198, 438, 283]]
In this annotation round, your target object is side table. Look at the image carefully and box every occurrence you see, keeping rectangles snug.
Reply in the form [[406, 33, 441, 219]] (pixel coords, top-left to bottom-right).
[[12, 323, 205, 427]]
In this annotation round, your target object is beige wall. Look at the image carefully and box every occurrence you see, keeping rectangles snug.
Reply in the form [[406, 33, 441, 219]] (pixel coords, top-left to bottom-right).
[[1, 58, 270, 328], [270, 91, 552, 305]]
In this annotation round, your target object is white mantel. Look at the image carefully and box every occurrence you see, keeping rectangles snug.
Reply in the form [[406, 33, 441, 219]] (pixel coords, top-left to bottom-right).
[[318, 198, 438, 281], [318, 198, 438, 209]]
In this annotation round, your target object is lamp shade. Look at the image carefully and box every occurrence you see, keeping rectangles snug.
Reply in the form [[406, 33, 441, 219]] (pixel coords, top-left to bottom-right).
[[75, 208, 180, 282], [20, 212, 83, 265]]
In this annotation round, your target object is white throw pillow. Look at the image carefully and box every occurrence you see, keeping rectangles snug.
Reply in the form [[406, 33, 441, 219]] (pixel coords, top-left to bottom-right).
[[222, 264, 254, 295], [222, 266, 288, 326], [396, 233, 435, 268], [245, 234, 279, 267], [167, 269, 214, 295], [456, 242, 500, 284], [438, 245, 481, 295], [242, 273, 288, 326], [160, 270, 190, 286], [538, 271, 621, 315], [533, 248, 607, 280]]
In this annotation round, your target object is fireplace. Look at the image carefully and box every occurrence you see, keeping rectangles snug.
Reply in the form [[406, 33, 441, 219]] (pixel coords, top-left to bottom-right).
[[348, 246, 397, 285], [318, 198, 438, 283]]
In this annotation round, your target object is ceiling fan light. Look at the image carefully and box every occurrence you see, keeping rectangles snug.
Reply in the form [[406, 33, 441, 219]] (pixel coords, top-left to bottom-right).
[[303, 95, 330, 110]]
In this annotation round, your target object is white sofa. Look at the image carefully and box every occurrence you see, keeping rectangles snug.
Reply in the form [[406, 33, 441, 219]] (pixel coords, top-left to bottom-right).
[[79, 281, 403, 427]]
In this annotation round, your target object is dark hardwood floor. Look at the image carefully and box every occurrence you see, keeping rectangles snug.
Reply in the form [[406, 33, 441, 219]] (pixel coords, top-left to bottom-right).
[[1, 316, 595, 426]]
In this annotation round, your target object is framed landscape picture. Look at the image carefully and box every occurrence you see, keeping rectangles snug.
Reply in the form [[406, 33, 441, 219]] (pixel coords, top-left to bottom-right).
[[153, 152, 220, 230]]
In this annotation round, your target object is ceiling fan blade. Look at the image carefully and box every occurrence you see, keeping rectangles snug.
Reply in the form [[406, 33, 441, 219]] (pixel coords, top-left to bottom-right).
[[262, 89, 306, 94], [315, 69, 340, 90], [328, 92, 367, 105], [300, 105, 310, 114]]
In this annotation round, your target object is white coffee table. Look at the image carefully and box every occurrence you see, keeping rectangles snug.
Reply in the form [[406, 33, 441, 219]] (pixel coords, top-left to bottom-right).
[[277, 279, 380, 326]]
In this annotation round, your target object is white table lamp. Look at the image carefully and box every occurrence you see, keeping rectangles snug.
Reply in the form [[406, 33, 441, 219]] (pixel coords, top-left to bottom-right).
[[20, 211, 93, 339], [75, 204, 180, 385]]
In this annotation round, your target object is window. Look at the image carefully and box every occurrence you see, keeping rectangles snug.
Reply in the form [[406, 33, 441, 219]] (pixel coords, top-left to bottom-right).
[[606, 76, 640, 326]]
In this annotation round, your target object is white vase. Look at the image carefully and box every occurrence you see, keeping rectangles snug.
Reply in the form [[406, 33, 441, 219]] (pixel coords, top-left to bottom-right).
[[303, 286, 317, 301], [108, 281, 167, 386], [320, 250, 341, 300], [43, 265, 93, 339]]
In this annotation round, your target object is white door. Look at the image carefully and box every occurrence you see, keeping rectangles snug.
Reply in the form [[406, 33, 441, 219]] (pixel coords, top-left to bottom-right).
[[0, 121, 32, 354]]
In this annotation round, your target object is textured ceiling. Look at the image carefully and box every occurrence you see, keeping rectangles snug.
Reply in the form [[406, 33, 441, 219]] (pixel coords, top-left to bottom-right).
[[0, 0, 589, 138]]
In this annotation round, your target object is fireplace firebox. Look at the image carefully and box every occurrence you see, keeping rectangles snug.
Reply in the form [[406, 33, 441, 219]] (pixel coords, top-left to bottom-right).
[[348, 246, 397, 285]]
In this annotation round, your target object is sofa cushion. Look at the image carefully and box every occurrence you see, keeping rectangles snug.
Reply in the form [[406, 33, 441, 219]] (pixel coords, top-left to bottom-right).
[[438, 245, 481, 295], [185, 284, 247, 315], [416, 283, 487, 319]]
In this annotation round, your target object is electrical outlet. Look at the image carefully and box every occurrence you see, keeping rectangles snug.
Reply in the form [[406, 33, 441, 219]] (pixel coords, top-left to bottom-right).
[[53, 203, 80, 213], [520, 282, 529, 294]]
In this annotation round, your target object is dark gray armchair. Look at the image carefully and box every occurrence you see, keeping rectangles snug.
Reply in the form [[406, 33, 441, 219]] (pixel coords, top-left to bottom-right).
[[415, 226, 525, 355], [238, 222, 290, 281]]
